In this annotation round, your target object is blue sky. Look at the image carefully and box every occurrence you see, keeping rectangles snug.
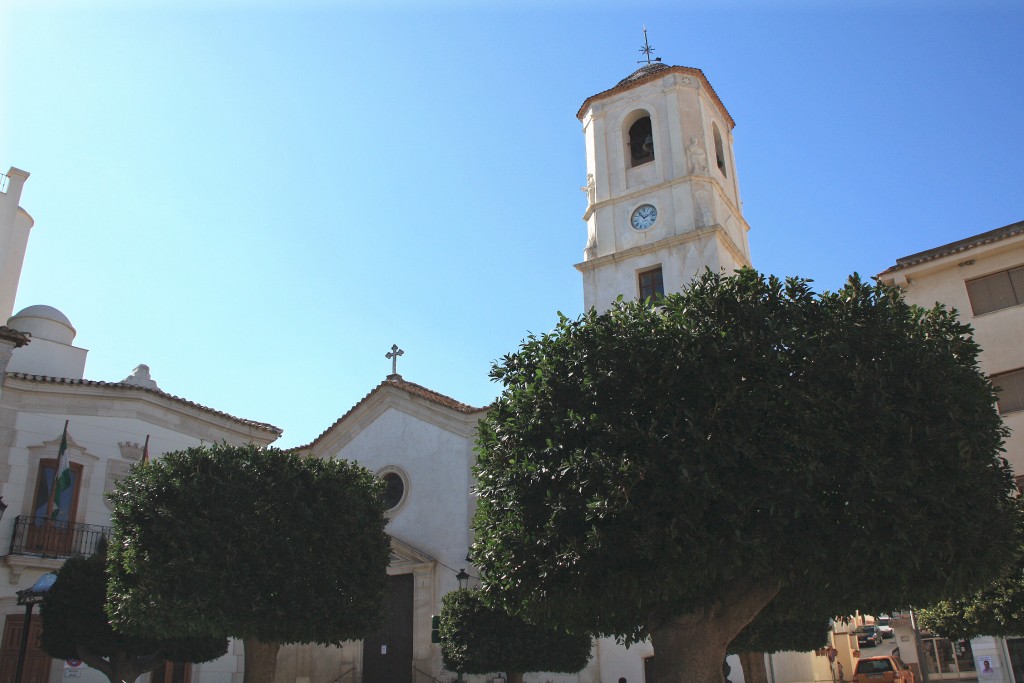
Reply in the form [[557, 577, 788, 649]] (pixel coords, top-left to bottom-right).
[[2, 1, 1022, 447]]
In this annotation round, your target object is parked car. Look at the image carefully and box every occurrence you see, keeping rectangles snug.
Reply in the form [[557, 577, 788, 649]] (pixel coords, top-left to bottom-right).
[[876, 616, 895, 639], [854, 624, 884, 648], [852, 654, 914, 682]]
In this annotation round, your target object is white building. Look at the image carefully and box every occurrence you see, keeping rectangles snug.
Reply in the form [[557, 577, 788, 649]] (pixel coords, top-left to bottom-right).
[[878, 221, 1024, 683], [0, 168, 282, 683]]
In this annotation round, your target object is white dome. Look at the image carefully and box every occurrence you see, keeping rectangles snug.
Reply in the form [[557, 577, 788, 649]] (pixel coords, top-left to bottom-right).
[[8, 305, 77, 345]]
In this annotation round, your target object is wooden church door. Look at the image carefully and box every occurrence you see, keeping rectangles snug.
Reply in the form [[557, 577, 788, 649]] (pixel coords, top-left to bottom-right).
[[362, 573, 414, 683]]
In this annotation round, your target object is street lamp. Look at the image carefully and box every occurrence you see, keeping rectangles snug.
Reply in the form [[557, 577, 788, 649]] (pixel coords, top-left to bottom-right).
[[456, 569, 469, 590], [14, 572, 57, 683]]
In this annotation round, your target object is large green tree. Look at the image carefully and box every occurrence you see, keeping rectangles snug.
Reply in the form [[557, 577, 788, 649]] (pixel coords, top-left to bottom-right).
[[106, 443, 391, 683], [41, 540, 227, 683], [438, 588, 591, 683], [471, 269, 1021, 683]]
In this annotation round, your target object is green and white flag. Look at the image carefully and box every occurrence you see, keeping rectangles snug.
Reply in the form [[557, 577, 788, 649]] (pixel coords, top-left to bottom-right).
[[50, 420, 72, 520]]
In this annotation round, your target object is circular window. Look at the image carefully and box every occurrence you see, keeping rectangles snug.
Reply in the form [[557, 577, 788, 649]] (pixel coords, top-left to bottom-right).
[[382, 472, 406, 510]]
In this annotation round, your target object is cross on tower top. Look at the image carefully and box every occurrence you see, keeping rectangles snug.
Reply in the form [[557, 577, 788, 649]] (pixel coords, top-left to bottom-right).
[[637, 26, 659, 65], [386, 344, 404, 377]]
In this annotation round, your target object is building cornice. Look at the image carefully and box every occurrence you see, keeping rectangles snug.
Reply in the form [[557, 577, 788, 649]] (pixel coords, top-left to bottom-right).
[[574, 224, 750, 274]]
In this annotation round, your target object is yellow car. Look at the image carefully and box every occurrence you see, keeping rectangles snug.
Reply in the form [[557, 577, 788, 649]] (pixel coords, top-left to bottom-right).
[[852, 655, 914, 683]]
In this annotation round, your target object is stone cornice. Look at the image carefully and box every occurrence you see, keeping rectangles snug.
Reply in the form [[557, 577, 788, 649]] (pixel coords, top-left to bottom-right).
[[582, 174, 747, 231], [574, 224, 750, 274], [295, 382, 486, 458], [0, 375, 280, 445]]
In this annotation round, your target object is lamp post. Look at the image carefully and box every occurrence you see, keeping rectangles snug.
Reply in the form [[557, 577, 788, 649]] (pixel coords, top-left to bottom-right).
[[14, 572, 57, 683], [454, 568, 470, 683]]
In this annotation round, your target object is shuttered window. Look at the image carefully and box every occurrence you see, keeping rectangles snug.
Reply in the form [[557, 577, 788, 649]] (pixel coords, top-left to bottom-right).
[[993, 368, 1024, 415], [966, 266, 1024, 315], [638, 267, 664, 302]]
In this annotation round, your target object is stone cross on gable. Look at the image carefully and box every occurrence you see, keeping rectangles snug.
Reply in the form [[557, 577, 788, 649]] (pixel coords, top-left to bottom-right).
[[386, 344, 404, 376]]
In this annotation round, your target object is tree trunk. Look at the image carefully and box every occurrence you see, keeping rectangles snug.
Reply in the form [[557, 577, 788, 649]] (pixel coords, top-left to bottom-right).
[[243, 638, 281, 683], [507, 672, 524, 683], [738, 651, 769, 683], [648, 581, 781, 683], [77, 647, 163, 683]]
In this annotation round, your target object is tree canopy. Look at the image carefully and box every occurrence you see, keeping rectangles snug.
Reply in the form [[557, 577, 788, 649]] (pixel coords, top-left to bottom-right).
[[438, 588, 591, 683], [471, 269, 1021, 683], [41, 540, 227, 683], [106, 442, 391, 683]]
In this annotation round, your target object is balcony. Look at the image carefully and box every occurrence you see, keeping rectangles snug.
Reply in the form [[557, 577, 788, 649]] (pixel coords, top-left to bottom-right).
[[9, 515, 112, 558]]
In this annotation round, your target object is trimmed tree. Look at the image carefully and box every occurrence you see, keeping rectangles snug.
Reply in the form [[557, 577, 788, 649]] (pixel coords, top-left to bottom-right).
[[438, 588, 591, 683], [106, 443, 391, 683], [40, 540, 227, 683], [471, 269, 1022, 683]]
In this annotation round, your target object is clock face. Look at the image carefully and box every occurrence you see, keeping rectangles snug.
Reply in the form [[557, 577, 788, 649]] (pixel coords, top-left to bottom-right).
[[631, 204, 658, 230]]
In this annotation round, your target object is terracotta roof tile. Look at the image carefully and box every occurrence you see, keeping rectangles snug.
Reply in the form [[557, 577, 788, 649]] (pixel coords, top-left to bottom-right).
[[878, 220, 1024, 276], [4, 372, 282, 434], [577, 64, 735, 129], [294, 374, 489, 452]]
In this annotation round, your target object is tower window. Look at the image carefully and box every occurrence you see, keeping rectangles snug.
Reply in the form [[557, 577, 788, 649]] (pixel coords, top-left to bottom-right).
[[638, 267, 664, 302], [628, 116, 655, 167], [713, 123, 727, 177]]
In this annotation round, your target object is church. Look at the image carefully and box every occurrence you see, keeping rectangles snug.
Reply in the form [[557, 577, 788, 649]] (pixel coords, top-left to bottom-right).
[[3, 48, 1016, 683]]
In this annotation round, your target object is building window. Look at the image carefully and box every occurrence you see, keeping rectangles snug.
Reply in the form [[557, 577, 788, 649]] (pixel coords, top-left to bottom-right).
[[377, 466, 410, 513], [713, 122, 727, 178], [966, 265, 1024, 315], [26, 458, 84, 556], [32, 458, 82, 523], [638, 267, 664, 302], [628, 116, 655, 167], [992, 368, 1024, 415]]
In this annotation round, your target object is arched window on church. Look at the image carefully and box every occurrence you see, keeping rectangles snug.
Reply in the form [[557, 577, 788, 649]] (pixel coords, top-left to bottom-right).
[[713, 122, 727, 178], [628, 115, 655, 167]]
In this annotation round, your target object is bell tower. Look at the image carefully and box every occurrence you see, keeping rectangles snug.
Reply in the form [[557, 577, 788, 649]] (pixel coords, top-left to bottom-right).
[[575, 62, 751, 311]]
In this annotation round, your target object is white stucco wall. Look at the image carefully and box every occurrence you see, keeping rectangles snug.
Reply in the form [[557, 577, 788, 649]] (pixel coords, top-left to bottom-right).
[[880, 232, 1024, 475]]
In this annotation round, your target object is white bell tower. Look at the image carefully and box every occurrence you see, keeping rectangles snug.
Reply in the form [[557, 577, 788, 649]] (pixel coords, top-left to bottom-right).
[[575, 62, 752, 311]]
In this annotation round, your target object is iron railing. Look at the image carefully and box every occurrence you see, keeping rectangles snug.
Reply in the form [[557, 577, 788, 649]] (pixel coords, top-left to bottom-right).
[[8, 515, 112, 559]]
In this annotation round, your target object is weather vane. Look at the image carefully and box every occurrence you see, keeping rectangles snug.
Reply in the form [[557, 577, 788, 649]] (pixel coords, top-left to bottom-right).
[[637, 26, 660, 65]]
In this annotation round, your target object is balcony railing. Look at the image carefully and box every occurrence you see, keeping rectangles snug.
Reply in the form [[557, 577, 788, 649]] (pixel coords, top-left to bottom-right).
[[8, 515, 112, 559]]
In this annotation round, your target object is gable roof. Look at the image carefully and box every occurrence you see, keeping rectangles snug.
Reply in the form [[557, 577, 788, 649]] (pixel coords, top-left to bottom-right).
[[4, 372, 282, 435], [878, 220, 1024, 276], [294, 374, 488, 453], [577, 63, 735, 129]]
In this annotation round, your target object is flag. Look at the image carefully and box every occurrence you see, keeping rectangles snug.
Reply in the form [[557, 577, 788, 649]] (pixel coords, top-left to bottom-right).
[[142, 434, 150, 464], [50, 420, 72, 520]]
